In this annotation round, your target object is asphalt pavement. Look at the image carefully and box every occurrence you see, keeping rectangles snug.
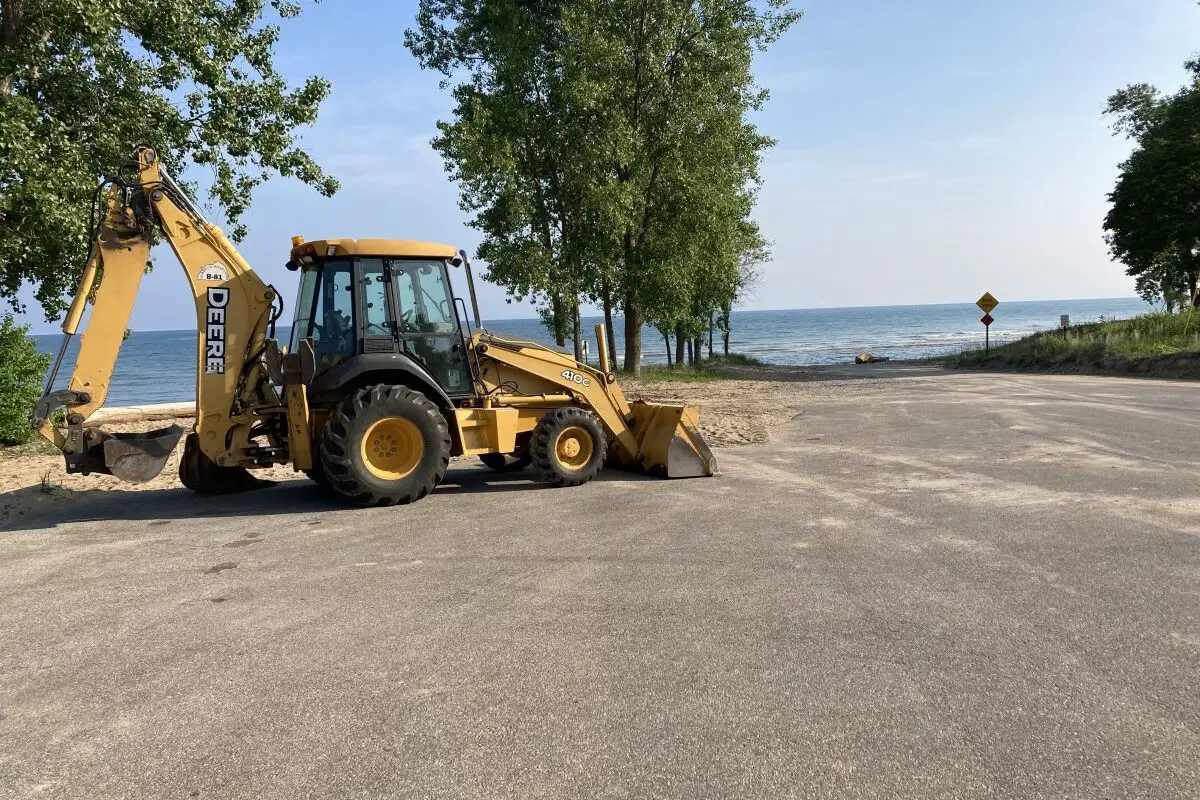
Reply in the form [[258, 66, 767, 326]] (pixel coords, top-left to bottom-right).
[[2, 370, 1199, 798]]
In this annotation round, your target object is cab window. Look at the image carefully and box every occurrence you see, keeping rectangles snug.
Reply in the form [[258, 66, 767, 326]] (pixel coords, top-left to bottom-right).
[[360, 258, 391, 336], [289, 268, 318, 353], [313, 260, 355, 363], [394, 260, 457, 335]]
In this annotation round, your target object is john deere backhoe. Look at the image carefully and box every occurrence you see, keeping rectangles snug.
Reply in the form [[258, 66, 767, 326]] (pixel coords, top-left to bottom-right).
[[32, 147, 716, 506]]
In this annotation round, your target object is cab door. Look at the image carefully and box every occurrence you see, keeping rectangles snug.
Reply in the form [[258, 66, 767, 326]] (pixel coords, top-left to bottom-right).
[[391, 258, 474, 398], [358, 258, 399, 354], [290, 259, 358, 375]]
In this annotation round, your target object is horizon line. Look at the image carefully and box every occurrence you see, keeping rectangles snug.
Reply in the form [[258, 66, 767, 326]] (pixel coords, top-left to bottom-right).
[[25, 295, 1147, 335]]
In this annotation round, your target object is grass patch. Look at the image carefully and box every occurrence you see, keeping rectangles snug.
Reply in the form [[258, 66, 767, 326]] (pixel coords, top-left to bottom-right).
[[0, 436, 57, 460], [627, 352, 766, 382], [946, 310, 1200, 376], [705, 353, 767, 367]]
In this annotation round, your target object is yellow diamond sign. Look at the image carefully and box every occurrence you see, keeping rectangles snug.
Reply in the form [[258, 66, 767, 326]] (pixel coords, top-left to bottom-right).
[[976, 292, 999, 314]]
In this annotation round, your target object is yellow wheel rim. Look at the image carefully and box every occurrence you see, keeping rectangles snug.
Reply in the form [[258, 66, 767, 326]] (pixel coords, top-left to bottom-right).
[[360, 417, 423, 481], [554, 425, 594, 471]]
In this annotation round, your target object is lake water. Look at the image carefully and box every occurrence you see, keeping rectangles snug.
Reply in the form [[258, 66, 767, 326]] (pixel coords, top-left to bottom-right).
[[31, 297, 1151, 406]]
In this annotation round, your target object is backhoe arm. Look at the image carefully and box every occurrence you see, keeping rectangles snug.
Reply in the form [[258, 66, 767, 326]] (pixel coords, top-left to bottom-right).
[[34, 147, 278, 482]]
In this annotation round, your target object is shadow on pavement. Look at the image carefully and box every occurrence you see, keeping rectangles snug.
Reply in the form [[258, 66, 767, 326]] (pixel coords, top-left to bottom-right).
[[1, 463, 654, 533]]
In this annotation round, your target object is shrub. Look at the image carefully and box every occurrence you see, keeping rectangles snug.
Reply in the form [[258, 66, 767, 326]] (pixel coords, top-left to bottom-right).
[[706, 352, 767, 367], [0, 316, 50, 445]]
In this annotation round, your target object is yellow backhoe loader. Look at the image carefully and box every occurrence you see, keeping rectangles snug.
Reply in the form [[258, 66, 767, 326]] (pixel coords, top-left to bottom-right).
[[32, 147, 716, 506]]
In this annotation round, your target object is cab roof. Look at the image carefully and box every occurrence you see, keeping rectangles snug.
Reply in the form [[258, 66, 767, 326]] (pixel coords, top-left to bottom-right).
[[290, 237, 459, 260]]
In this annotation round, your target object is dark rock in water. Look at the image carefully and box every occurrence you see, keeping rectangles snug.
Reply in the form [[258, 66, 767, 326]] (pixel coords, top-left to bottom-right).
[[855, 352, 891, 364]]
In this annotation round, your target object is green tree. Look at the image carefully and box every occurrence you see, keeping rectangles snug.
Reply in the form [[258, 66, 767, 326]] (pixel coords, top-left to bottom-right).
[[718, 237, 766, 356], [0, 0, 338, 319], [1104, 60, 1200, 308], [0, 315, 49, 444], [407, 0, 797, 374], [408, 0, 577, 353], [558, 0, 795, 373]]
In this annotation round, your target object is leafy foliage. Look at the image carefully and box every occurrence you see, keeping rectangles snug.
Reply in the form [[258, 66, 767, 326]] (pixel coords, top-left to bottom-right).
[[1104, 54, 1200, 309], [0, 0, 338, 319], [949, 311, 1200, 374], [406, 0, 797, 372], [0, 315, 49, 444]]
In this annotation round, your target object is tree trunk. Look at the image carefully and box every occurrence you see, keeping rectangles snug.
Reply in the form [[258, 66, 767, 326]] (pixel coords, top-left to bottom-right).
[[0, 0, 24, 97], [551, 292, 567, 347], [572, 300, 583, 362], [664, 330, 673, 366], [694, 335, 703, 364], [602, 289, 617, 372], [675, 323, 686, 367], [623, 297, 642, 375], [722, 302, 732, 357], [708, 311, 715, 358]]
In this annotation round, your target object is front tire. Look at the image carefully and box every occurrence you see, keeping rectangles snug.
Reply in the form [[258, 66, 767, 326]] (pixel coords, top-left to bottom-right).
[[319, 385, 451, 507], [531, 408, 606, 488]]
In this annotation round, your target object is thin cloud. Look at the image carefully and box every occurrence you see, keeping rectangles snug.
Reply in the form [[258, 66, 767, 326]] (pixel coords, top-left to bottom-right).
[[960, 135, 1008, 149], [307, 124, 443, 188]]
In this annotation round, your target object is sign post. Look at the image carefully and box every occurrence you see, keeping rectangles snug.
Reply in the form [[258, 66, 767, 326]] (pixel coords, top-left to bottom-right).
[[976, 293, 999, 354]]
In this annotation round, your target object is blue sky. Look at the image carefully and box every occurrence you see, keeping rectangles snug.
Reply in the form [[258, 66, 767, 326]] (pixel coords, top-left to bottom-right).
[[15, 0, 1200, 333]]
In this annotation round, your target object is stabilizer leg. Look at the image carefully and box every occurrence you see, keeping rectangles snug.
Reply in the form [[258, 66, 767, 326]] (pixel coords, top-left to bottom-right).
[[178, 433, 270, 494]]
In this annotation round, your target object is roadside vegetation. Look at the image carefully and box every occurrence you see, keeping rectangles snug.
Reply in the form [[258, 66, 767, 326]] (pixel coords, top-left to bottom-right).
[[948, 311, 1200, 376], [0, 316, 50, 445]]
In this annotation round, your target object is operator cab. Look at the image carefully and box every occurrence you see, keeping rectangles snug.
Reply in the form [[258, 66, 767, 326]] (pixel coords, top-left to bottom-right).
[[285, 238, 477, 400]]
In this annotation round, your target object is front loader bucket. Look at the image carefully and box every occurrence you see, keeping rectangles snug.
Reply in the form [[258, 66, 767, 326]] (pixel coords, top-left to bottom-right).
[[65, 424, 185, 483], [627, 401, 717, 478]]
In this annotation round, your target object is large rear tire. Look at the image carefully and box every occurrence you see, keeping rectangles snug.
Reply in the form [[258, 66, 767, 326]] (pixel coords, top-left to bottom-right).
[[319, 385, 451, 507], [530, 408, 606, 488]]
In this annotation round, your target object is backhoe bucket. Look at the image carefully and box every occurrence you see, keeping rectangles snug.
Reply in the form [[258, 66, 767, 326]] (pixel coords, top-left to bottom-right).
[[627, 402, 717, 478], [67, 425, 185, 483], [103, 426, 185, 482]]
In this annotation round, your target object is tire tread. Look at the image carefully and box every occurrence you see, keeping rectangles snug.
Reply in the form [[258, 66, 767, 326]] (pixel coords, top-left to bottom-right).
[[318, 384, 451, 506]]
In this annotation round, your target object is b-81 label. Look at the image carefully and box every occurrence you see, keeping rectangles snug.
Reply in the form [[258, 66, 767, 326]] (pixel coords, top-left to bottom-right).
[[561, 369, 591, 387]]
